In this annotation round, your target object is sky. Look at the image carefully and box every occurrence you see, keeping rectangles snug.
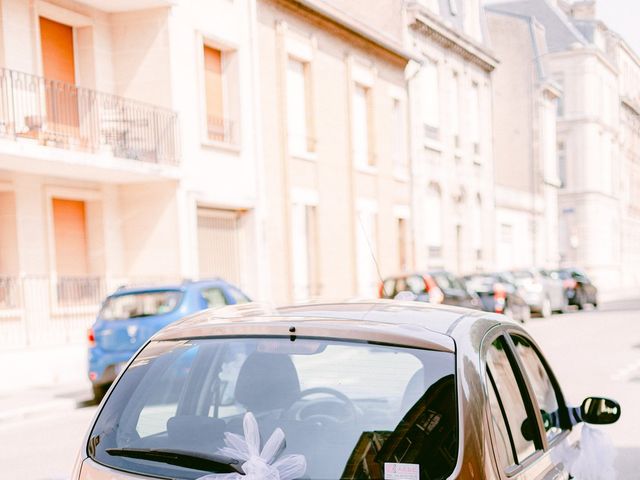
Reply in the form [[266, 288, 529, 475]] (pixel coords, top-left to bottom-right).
[[485, 0, 640, 55]]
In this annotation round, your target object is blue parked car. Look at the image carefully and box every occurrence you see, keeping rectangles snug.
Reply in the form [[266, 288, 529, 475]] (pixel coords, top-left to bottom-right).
[[88, 279, 250, 401]]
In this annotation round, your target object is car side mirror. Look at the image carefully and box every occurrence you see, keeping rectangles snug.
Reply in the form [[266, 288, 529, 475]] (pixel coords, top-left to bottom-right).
[[581, 397, 621, 424]]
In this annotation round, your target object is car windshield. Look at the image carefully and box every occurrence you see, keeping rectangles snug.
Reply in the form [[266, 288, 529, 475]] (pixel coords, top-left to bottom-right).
[[88, 337, 458, 479], [100, 290, 183, 320]]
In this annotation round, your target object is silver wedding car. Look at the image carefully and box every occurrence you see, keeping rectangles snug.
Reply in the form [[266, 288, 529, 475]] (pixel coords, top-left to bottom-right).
[[72, 300, 620, 479]]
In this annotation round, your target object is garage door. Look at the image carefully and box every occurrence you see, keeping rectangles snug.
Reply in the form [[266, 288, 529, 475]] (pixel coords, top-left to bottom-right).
[[197, 208, 242, 285]]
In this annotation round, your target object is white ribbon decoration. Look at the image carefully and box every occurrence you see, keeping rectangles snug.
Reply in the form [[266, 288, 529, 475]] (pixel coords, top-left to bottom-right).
[[198, 412, 307, 480], [550, 425, 616, 480]]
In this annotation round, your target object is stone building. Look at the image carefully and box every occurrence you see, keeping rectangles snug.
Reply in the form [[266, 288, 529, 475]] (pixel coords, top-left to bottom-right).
[[487, 0, 640, 289], [406, 0, 498, 276]]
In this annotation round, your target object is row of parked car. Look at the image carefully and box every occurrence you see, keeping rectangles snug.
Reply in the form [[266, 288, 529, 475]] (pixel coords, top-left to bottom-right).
[[88, 268, 598, 401], [379, 267, 598, 323]]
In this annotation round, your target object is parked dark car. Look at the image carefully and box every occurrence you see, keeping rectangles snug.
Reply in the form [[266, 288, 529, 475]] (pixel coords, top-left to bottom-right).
[[463, 272, 531, 322], [380, 270, 480, 309], [74, 300, 620, 480], [507, 268, 567, 317], [551, 268, 598, 310], [88, 279, 251, 401]]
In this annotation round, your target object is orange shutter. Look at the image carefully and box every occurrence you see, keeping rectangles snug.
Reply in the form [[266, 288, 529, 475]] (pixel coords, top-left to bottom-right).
[[39, 17, 75, 84], [52, 198, 88, 276], [39, 17, 79, 133], [204, 45, 224, 132]]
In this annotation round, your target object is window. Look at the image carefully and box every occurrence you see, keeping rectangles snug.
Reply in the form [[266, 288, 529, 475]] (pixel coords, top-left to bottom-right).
[[356, 205, 377, 296], [486, 336, 539, 468], [486, 373, 515, 467], [469, 82, 480, 153], [203, 45, 229, 142], [90, 337, 458, 479], [201, 288, 228, 308], [100, 291, 183, 320], [0, 192, 18, 276], [397, 217, 408, 272], [473, 194, 483, 256], [554, 75, 564, 117], [352, 84, 373, 167], [39, 17, 79, 131], [391, 97, 407, 171], [425, 184, 443, 255], [557, 141, 567, 187], [228, 287, 250, 304], [52, 198, 88, 277], [450, 72, 460, 146], [286, 58, 314, 155], [421, 61, 440, 133], [510, 335, 564, 442], [291, 203, 318, 301]]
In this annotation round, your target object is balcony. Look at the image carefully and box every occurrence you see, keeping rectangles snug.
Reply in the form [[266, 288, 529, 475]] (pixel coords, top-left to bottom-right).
[[0, 68, 180, 171]]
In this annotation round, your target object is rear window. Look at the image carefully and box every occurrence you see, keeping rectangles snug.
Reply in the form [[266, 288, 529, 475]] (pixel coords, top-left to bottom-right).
[[100, 290, 183, 320], [464, 275, 498, 293], [89, 337, 458, 479]]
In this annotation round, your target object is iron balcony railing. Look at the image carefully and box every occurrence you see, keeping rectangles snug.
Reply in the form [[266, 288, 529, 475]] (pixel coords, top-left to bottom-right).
[[0, 68, 180, 165], [207, 115, 236, 144]]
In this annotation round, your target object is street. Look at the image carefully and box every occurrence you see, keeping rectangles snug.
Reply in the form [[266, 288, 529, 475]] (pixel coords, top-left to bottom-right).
[[0, 300, 638, 479]]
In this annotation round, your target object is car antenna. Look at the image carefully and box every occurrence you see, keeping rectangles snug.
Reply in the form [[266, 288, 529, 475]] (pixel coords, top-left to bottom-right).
[[355, 210, 389, 298]]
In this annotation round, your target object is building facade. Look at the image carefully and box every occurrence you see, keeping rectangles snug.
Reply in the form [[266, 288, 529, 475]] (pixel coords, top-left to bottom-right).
[[255, 0, 413, 304], [486, 5, 562, 270], [487, 0, 640, 290], [0, 0, 265, 388], [406, 0, 497, 276]]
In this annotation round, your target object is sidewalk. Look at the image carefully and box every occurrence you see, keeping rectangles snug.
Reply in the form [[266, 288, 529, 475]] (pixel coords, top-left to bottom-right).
[[0, 380, 94, 424]]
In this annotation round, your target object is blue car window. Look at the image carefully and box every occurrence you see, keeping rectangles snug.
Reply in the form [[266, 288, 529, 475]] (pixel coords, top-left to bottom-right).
[[201, 287, 227, 307], [228, 286, 250, 304]]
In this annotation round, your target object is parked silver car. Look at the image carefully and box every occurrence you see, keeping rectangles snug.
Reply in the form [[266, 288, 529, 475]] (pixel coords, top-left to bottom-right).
[[507, 269, 566, 317]]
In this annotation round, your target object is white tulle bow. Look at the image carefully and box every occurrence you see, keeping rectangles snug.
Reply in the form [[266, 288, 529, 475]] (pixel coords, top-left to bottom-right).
[[551, 425, 616, 480], [197, 412, 307, 480]]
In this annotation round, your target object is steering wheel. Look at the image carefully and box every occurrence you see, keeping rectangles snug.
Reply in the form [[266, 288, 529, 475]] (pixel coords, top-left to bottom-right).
[[281, 387, 358, 427]]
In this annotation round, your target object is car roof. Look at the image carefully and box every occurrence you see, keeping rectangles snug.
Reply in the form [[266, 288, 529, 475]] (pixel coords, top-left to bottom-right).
[[152, 300, 504, 354], [109, 278, 229, 296]]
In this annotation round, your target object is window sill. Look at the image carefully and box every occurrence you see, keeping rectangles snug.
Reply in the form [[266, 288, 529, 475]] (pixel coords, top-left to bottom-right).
[[423, 137, 443, 152], [290, 150, 318, 162], [544, 176, 563, 188], [355, 164, 378, 176], [201, 138, 241, 153], [393, 168, 410, 182], [0, 308, 23, 319]]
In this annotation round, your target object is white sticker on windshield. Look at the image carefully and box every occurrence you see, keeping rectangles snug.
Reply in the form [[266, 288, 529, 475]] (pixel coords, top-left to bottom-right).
[[384, 463, 419, 480]]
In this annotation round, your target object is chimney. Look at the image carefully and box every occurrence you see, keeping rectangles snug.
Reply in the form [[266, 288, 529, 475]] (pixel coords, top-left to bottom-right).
[[570, 1, 596, 20]]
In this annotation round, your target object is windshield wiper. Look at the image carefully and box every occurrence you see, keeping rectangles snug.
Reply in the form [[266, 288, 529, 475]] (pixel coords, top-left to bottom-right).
[[105, 448, 244, 474]]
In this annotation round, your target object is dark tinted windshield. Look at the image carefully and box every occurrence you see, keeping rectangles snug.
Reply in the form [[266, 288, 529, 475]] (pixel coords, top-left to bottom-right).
[[89, 337, 457, 479], [100, 290, 183, 320]]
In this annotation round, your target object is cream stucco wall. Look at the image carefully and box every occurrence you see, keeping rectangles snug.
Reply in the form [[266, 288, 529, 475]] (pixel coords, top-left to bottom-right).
[[256, 0, 411, 303]]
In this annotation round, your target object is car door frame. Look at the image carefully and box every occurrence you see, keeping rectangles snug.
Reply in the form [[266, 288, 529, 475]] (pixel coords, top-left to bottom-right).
[[480, 324, 573, 479]]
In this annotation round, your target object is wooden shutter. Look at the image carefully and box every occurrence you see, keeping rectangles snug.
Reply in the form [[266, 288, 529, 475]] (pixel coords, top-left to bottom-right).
[[39, 17, 79, 133], [204, 45, 224, 139], [52, 198, 88, 276]]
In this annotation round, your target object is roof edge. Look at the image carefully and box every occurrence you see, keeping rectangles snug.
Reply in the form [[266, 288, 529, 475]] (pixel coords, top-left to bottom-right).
[[408, 4, 499, 72], [285, 0, 417, 62]]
